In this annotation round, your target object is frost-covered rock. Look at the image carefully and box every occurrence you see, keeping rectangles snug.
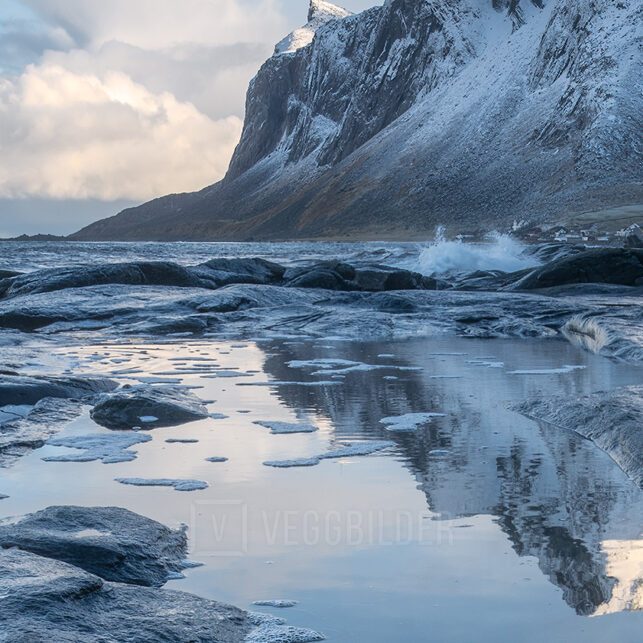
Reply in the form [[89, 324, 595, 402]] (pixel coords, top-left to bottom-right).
[[0, 506, 189, 587], [90, 385, 209, 430], [516, 385, 643, 487]]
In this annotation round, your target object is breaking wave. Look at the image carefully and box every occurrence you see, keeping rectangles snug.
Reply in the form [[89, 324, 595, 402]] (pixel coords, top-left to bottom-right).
[[409, 229, 540, 276]]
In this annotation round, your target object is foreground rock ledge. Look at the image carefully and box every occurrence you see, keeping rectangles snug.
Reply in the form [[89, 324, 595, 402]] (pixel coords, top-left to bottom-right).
[[0, 506, 326, 642], [0, 505, 188, 587], [0, 548, 253, 643]]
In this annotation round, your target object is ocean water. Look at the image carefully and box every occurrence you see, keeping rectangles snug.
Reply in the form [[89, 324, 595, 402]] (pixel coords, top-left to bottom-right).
[[0, 236, 539, 275], [0, 241, 641, 641]]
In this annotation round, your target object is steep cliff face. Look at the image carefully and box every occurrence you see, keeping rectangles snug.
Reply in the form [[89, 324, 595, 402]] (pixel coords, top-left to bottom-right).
[[73, 0, 642, 241]]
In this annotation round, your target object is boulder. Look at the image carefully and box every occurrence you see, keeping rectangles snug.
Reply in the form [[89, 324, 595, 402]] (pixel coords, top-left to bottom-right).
[[0, 548, 252, 642], [0, 375, 117, 407], [0, 262, 206, 300], [0, 506, 188, 587], [510, 249, 643, 290], [91, 385, 209, 430]]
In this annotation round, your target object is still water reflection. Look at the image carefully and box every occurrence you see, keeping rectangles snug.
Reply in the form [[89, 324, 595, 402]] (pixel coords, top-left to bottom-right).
[[1, 335, 641, 642]]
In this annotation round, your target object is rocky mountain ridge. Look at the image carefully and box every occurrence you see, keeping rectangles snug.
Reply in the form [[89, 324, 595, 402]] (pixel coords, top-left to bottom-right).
[[73, 0, 642, 241]]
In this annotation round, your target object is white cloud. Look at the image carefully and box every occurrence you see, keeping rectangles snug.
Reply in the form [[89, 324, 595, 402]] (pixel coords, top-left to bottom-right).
[[0, 63, 243, 200], [0, 0, 379, 213]]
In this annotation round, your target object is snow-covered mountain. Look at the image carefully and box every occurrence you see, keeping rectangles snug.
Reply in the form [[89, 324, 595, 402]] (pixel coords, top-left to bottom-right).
[[74, 0, 642, 241]]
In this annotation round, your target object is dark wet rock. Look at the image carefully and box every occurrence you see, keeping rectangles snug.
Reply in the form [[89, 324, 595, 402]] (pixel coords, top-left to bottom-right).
[[509, 249, 643, 290], [363, 292, 420, 313], [516, 385, 643, 487], [0, 270, 21, 280], [194, 257, 285, 286], [0, 506, 188, 587], [624, 226, 643, 249], [0, 399, 81, 466], [0, 374, 117, 406], [91, 385, 209, 430], [0, 548, 252, 642], [284, 262, 435, 292], [127, 314, 212, 335], [0, 262, 207, 300]]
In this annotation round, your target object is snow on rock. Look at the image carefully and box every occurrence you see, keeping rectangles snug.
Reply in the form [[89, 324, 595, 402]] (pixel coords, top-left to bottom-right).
[[274, 0, 351, 55]]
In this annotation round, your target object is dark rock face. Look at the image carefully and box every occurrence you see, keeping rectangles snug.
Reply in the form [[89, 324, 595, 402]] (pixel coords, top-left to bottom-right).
[[72, 0, 641, 241], [0, 375, 117, 407], [0, 506, 188, 587], [510, 249, 643, 290], [0, 399, 82, 467], [283, 262, 435, 291], [91, 385, 209, 430], [516, 385, 643, 487], [0, 548, 252, 643]]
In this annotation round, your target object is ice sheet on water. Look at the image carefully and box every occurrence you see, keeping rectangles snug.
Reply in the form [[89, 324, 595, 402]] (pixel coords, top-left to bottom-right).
[[252, 600, 299, 608], [508, 365, 586, 375], [263, 440, 394, 468], [43, 433, 152, 464], [253, 421, 318, 434], [286, 358, 421, 377], [115, 478, 208, 491], [380, 413, 446, 432]]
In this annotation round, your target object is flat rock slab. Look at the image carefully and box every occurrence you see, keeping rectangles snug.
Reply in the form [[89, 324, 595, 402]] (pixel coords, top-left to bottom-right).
[[91, 385, 209, 430], [0, 374, 117, 407], [0, 548, 253, 643], [516, 385, 643, 487], [0, 505, 188, 587]]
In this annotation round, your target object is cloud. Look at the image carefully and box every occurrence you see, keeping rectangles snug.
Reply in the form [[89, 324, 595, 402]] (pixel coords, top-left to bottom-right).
[[21, 0, 289, 50], [0, 62, 243, 200], [0, 0, 379, 212]]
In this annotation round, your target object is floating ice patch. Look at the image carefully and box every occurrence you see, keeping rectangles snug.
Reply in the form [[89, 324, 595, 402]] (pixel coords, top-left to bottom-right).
[[43, 433, 152, 464], [204, 370, 252, 378], [165, 438, 199, 443], [428, 449, 451, 457], [253, 421, 318, 435], [264, 440, 394, 468], [238, 381, 343, 387], [209, 412, 229, 420], [467, 359, 504, 368], [380, 413, 445, 432], [252, 600, 299, 608], [139, 416, 159, 423], [377, 354, 395, 358], [115, 478, 208, 491], [287, 358, 421, 377], [245, 625, 325, 643], [508, 365, 587, 375], [205, 456, 228, 463], [133, 376, 182, 384]]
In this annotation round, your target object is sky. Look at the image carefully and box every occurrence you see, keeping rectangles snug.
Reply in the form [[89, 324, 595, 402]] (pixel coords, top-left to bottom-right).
[[0, 0, 377, 237]]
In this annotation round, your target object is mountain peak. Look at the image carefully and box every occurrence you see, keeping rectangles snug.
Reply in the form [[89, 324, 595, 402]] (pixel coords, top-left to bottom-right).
[[308, 0, 351, 23], [275, 0, 351, 55]]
